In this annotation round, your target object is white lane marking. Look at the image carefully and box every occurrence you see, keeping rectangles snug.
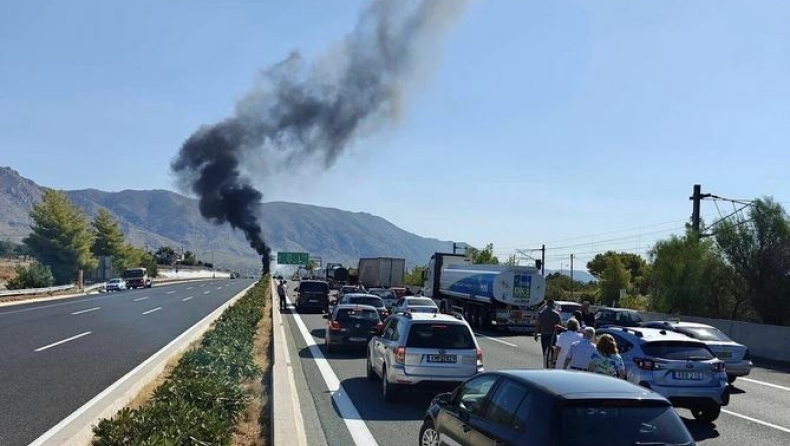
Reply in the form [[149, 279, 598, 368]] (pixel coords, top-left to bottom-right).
[[142, 307, 162, 315], [740, 377, 790, 392], [34, 331, 92, 352], [28, 281, 255, 446], [203, 290, 211, 295], [474, 332, 518, 347], [166, 291, 176, 295], [133, 296, 149, 302], [182, 296, 193, 302], [723, 409, 790, 434], [286, 296, 379, 446], [216, 286, 223, 290], [0, 294, 120, 316], [186, 287, 193, 290], [70, 307, 100, 315]]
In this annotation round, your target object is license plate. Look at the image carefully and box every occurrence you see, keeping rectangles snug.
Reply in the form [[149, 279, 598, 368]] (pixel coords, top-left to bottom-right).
[[717, 352, 732, 359], [673, 371, 705, 380], [427, 354, 457, 363], [349, 337, 367, 342]]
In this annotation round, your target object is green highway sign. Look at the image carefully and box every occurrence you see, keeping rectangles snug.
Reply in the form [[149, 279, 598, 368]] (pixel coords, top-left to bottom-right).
[[277, 251, 309, 265]]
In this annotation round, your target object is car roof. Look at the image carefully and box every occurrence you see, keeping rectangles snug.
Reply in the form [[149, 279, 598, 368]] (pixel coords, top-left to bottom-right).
[[335, 304, 378, 311], [597, 307, 639, 313], [344, 293, 383, 299], [644, 320, 718, 329], [397, 312, 464, 323], [496, 370, 668, 402], [554, 300, 580, 306], [599, 326, 704, 343]]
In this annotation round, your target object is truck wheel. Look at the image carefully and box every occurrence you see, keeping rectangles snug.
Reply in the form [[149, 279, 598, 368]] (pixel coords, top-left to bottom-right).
[[691, 403, 721, 423], [481, 305, 492, 330]]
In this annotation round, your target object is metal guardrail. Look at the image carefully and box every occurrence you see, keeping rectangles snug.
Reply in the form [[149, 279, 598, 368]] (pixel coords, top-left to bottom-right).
[[0, 282, 106, 298]]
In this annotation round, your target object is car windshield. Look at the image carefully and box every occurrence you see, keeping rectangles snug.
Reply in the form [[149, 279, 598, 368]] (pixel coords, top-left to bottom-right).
[[642, 341, 715, 360], [406, 298, 436, 307], [406, 324, 475, 349], [335, 308, 379, 322], [348, 296, 384, 308], [677, 326, 732, 342], [122, 269, 144, 278], [560, 404, 693, 446], [369, 290, 395, 299]]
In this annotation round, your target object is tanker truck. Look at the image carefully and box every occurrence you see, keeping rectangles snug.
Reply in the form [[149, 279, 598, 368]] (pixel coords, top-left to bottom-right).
[[424, 252, 546, 333], [325, 263, 350, 289]]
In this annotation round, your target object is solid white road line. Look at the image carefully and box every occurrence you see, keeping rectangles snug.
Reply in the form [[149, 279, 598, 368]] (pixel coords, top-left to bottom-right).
[[203, 291, 211, 295], [34, 332, 92, 352], [142, 307, 162, 315], [186, 287, 193, 290], [166, 291, 176, 295], [0, 294, 119, 316], [70, 307, 100, 315], [740, 377, 790, 392], [182, 296, 193, 302], [474, 332, 518, 347], [723, 409, 790, 434], [133, 297, 149, 302], [286, 297, 379, 446]]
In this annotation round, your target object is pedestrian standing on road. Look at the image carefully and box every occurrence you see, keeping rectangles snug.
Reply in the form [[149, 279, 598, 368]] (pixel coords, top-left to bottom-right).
[[534, 300, 562, 367], [277, 281, 287, 311], [564, 327, 597, 371], [588, 334, 626, 379], [581, 301, 596, 328], [554, 318, 583, 369]]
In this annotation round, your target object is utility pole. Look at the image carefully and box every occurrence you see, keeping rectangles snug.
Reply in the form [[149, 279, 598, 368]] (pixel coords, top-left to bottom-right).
[[570, 254, 574, 299], [541, 244, 546, 275], [690, 184, 711, 239]]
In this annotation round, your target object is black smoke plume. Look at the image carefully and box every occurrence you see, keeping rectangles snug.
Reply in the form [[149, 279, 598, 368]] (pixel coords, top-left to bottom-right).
[[171, 0, 467, 264]]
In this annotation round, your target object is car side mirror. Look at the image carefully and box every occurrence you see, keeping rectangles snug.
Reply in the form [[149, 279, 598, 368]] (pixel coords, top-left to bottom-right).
[[434, 392, 453, 407]]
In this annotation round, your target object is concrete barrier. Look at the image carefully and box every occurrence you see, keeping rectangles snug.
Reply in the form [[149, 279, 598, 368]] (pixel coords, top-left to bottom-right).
[[641, 311, 790, 363]]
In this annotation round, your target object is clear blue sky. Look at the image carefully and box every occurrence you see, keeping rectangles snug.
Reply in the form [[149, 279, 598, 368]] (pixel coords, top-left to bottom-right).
[[2, 0, 789, 270]]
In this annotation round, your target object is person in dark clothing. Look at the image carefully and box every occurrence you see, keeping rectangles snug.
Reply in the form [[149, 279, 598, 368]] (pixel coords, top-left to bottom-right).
[[277, 281, 287, 311], [534, 300, 562, 368], [581, 301, 596, 328], [405, 288, 414, 296], [573, 310, 585, 327]]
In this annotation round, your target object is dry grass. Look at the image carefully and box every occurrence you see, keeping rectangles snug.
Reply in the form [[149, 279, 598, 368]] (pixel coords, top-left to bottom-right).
[[233, 285, 273, 446]]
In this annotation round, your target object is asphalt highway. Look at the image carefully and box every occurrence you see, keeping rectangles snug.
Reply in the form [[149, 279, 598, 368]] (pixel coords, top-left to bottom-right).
[[281, 282, 790, 446], [0, 278, 255, 446]]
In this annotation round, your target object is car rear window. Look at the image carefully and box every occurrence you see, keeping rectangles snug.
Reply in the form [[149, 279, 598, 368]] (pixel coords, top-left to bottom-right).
[[642, 341, 715, 360], [406, 323, 475, 349], [300, 282, 329, 292], [407, 298, 436, 307], [349, 297, 384, 308], [677, 327, 732, 342], [560, 404, 693, 446], [336, 308, 379, 321]]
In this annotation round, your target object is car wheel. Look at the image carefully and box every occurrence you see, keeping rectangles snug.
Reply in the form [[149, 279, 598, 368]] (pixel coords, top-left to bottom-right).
[[691, 403, 721, 423], [381, 367, 397, 402], [419, 419, 440, 446], [727, 374, 737, 384], [366, 354, 378, 381]]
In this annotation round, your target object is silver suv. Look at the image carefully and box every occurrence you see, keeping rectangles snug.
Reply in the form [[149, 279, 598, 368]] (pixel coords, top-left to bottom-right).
[[366, 312, 483, 402], [597, 326, 729, 422]]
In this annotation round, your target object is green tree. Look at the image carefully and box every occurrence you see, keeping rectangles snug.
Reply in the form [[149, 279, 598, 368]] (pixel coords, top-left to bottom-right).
[[466, 243, 499, 264], [587, 251, 647, 280], [23, 190, 97, 284], [181, 250, 198, 266], [404, 265, 426, 286], [715, 198, 790, 325], [155, 246, 177, 264], [599, 255, 630, 306], [91, 209, 125, 257], [6, 262, 55, 289], [306, 259, 318, 271]]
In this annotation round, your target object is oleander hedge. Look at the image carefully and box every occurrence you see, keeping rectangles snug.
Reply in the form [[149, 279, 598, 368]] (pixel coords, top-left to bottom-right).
[[92, 277, 269, 446]]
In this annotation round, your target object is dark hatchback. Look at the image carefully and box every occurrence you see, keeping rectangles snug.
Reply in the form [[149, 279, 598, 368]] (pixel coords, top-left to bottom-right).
[[294, 280, 330, 313], [420, 370, 695, 446], [339, 293, 389, 320], [324, 304, 383, 353]]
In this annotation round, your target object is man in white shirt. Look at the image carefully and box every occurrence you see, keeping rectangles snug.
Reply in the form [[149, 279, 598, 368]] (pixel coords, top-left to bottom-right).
[[564, 327, 596, 371], [555, 318, 582, 369]]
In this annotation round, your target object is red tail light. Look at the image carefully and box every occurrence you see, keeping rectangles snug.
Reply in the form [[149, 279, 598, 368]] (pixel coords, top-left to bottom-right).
[[329, 321, 341, 331], [713, 362, 726, 373], [395, 346, 406, 364], [633, 358, 664, 371], [476, 347, 484, 367]]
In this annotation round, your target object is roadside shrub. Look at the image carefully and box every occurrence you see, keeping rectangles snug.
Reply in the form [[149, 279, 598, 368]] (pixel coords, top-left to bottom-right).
[[6, 262, 55, 289], [92, 277, 269, 445]]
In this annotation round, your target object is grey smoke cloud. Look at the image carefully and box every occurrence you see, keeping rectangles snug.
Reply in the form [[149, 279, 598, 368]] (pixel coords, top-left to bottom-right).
[[171, 0, 468, 260]]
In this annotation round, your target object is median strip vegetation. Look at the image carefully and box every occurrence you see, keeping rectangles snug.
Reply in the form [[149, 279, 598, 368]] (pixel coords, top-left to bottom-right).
[[91, 276, 272, 446]]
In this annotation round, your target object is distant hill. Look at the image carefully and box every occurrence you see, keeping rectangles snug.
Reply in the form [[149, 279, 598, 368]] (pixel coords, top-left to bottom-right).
[[0, 166, 453, 271], [545, 269, 597, 283]]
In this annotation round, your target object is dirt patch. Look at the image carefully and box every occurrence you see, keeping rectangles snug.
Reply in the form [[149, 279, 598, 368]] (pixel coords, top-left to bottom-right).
[[234, 285, 273, 446]]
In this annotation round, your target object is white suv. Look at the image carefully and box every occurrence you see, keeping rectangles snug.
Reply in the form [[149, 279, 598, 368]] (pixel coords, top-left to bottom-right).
[[366, 312, 483, 402]]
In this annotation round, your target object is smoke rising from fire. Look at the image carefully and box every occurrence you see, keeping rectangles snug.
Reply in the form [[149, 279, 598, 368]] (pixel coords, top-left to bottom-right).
[[171, 0, 468, 262]]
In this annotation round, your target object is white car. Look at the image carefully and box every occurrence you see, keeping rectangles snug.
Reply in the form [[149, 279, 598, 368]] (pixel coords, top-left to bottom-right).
[[105, 278, 127, 292]]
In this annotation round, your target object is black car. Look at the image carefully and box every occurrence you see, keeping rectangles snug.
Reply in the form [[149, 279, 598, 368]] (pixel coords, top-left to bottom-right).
[[338, 293, 389, 320], [294, 280, 330, 313], [324, 304, 383, 353], [594, 307, 643, 328], [420, 369, 696, 446]]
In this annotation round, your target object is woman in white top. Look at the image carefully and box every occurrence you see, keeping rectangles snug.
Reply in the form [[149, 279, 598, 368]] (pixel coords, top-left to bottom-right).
[[554, 318, 582, 369]]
